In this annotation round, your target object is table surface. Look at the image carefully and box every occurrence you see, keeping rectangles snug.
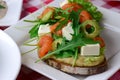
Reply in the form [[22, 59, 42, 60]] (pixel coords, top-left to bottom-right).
[[1, 0, 120, 80]]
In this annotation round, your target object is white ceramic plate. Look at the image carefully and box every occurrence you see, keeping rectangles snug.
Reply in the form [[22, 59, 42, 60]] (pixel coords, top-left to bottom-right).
[[0, 30, 21, 80], [0, 0, 23, 26], [4, 0, 120, 80]]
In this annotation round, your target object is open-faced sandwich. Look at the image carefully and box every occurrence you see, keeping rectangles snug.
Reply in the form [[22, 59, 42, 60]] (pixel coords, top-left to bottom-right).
[[0, 0, 8, 19], [24, 0, 107, 75]]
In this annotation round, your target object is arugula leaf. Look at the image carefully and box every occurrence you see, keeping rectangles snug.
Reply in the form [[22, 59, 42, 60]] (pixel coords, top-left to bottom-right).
[[53, 8, 70, 31], [52, 34, 62, 40], [55, 50, 75, 58], [82, 38, 99, 44], [55, 18, 68, 31], [24, 18, 58, 24], [70, 10, 81, 36], [24, 19, 41, 23], [29, 23, 41, 38], [54, 7, 70, 17], [45, 19, 58, 24], [72, 48, 78, 66]]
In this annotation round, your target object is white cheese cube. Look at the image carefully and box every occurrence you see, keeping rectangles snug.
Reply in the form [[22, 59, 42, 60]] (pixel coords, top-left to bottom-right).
[[62, 22, 74, 40], [81, 44, 100, 56], [38, 24, 50, 36], [60, 0, 68, 7]]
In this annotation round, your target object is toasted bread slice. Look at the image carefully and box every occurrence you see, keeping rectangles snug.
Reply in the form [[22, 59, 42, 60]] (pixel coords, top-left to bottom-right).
[[45, 58, 107, 75]]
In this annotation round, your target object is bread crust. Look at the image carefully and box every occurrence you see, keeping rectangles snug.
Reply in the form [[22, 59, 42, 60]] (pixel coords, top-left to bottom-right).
[[45, 58, 107, 75]]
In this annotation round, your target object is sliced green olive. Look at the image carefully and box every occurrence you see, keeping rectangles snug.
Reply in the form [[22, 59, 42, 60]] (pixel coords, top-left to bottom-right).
[[52, 38, 63, 50], [41, 10, 54, 22], [81, 20, 100, 38]]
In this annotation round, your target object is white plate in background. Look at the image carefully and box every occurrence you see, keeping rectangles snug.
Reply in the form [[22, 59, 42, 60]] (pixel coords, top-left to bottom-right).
[[4, 0, 120, 80], [0, 0, 23, 26], [0, 30, 21, 80]]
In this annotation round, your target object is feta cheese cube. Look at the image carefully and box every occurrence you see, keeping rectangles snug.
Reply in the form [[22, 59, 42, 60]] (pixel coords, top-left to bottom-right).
[[62, 22, 74, 40], [81, 44, 100, 56], [38, 24, 50, 36]]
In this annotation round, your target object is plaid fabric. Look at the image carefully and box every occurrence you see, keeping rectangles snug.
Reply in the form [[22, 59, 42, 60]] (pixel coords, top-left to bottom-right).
[[92, 0, 120, 13], [109, 69, 120, 80], [22, 0, 120, 16], [21, 0, 54, 18]]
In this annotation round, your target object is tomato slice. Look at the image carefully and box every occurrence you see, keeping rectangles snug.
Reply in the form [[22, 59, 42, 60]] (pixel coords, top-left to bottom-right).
[[94, 37, 105, 47], [80, 10, 92, 23], [38, 35, 53, 58], [62, 3, 82, 12]]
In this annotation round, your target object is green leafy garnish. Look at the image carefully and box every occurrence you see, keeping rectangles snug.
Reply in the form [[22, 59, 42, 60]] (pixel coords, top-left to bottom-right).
[[54, 8, 70, 31], [69, 10, 81, 66], [55, 18, 68, 31], [70, 10, 81, 36], [72, 48, 78, 66], [54, 7, 70, 18], [55, 50, 75, 58], [68, 0, 103, 21], [24, 19, 41, 23], [29, 23, 41, 38]]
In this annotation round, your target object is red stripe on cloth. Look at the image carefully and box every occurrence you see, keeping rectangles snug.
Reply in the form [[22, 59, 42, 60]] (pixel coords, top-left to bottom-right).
[[0, 26, 8, 30], [44, 0, 54, 4], [25, 7, 38, 13], [23, 0, 29, 3], [106, 1, 120, 9], [102, 4, 112, 9], [102, 0, 120, 9], [108, 69, 120, 80], [20, 10, 28, 18]]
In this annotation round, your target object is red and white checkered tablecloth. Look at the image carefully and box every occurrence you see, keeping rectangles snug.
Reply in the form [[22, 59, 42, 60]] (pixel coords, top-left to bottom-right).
[[21, 0, 54, 18], [92, 0, 120, 13], [22, 0, 120, 17]]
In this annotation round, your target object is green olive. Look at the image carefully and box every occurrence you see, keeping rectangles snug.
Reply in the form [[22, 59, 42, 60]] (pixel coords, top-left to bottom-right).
[[52, 38, 63, 50], [41, 10, 54, 22], [81, 20, 100, 38]]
